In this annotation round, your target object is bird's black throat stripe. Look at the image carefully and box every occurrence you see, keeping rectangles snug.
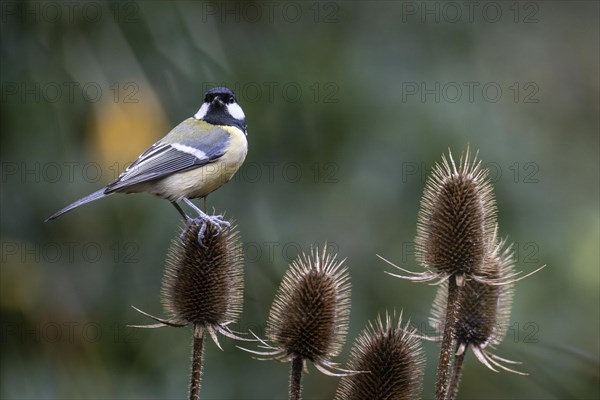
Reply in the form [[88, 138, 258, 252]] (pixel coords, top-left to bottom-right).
[[202, 112, 246, 133]]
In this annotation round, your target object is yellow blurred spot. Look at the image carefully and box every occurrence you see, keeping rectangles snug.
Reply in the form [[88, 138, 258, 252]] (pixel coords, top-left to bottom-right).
[[87, 87, 168, 183], [1, 238, 43, 313]]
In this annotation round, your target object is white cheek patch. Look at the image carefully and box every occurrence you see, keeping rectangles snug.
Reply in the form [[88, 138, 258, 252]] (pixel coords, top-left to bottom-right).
[[194, 103, 209, 120], [171, 143, 208, 160], [226, 103, 245, 120]]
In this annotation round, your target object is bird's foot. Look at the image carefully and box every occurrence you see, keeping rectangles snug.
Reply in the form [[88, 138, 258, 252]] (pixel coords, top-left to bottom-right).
[[180, 214, 230, 247], [207, 214, 231, 231]]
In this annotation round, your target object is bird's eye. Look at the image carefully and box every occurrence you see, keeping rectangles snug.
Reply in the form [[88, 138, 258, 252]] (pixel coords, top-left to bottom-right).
[[229, 98, 235, 104]]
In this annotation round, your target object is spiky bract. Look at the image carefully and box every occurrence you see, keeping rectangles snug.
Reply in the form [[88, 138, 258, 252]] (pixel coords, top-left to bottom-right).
[[335, 312, 425, 400]]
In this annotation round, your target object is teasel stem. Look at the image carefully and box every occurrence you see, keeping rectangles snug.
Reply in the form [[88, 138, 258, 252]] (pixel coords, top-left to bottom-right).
[[446, 343, 467, 400], [436, 274, 463, 400], [189, 324, 205, 400], [289, 355, 303, 400]]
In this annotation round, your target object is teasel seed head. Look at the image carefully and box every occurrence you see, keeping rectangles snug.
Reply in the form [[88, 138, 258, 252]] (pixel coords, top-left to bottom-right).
[[416, 146, 497, 281], [162, 222, 243, 328], [130, 220, 244, 345], [430, 233, 526, 374], [244, 244, 352, 375], [335, 312, 425, 400], [268, 244, 350, 362]]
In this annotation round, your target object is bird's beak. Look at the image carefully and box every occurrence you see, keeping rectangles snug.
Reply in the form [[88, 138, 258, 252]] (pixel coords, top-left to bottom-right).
[[212, 96, 225, 107]]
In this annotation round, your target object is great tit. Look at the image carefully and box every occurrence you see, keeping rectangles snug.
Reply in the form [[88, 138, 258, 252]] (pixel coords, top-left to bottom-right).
[[46, 87, 248, 237]]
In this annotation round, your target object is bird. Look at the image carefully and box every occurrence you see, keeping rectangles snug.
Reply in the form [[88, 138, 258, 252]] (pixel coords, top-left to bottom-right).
[[46, 87, 248, 241]]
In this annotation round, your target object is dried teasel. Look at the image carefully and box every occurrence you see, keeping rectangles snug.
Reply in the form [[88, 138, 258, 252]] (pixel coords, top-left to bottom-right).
[[163, 222, 243, 326], [335, 312, 425, 400], [377, 147, 545, 400], [379, 146, 497, 285], [131, 221, 244, 343], [429, 232, 529, 376], [242, 244, 353, 377], [130, 220, 245, 400], [377, 147, 502, 400], [164, 221, 244, 337], [428, 226, 546, 400]]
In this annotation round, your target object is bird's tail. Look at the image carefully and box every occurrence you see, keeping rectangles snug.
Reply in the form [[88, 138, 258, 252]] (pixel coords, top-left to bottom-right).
[[45, 189, 108, 221]]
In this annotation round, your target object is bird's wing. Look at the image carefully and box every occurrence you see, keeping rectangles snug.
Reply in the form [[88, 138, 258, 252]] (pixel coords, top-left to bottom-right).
[[105, 121, 230, 193]]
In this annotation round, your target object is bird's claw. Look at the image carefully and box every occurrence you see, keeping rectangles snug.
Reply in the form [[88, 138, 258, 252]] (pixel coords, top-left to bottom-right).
[[210, 215, 231, 230], [180, 214, 230, 248]]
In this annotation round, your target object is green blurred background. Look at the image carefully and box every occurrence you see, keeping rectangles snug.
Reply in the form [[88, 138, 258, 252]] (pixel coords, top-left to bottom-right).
[[1, 1, 598, 399]]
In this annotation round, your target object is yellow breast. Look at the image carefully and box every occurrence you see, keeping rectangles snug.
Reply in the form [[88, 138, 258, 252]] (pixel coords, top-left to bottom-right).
[[153, 125, 247, 200]]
